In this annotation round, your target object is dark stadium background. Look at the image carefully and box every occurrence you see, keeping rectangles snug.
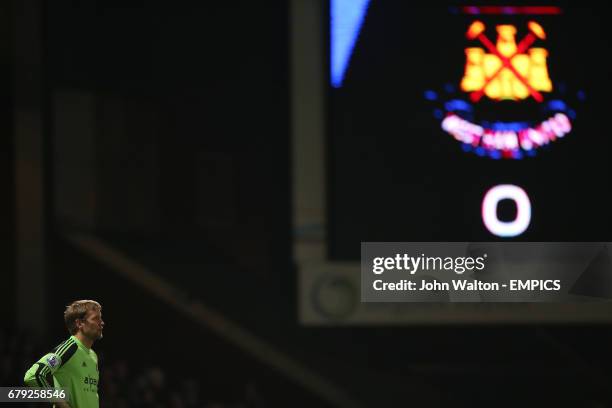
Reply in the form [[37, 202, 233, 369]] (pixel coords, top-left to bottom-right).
[[1, 1, 612, 407]]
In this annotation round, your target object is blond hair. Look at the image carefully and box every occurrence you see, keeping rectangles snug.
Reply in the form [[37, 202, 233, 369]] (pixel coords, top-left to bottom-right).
[[64, 300, 102, 335]]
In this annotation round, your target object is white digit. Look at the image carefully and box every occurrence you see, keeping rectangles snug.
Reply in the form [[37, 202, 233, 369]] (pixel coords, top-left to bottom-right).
[[482, 184, 531, 237]]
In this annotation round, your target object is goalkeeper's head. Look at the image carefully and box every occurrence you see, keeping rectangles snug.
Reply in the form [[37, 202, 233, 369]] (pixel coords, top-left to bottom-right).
[[64, 300, 104, 343]]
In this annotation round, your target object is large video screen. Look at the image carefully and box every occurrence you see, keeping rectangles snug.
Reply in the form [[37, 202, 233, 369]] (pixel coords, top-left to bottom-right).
[[329, 4, 612, 259]]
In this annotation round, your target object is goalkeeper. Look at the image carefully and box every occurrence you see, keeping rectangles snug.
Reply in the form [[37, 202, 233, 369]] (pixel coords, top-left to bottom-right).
[[24, 300, 104, 408]]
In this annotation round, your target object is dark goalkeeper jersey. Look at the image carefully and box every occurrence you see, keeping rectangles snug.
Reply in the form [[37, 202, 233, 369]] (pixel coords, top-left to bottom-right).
[[24, 335, 99, 408]]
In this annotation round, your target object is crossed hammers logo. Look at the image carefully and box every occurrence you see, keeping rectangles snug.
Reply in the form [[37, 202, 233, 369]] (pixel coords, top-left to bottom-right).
[[466, 20, 547, 102]]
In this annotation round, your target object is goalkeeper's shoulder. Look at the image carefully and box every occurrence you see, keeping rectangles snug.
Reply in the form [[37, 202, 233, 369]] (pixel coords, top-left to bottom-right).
[[45, 336, 78, 367], [23, 337, 78, 386]]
